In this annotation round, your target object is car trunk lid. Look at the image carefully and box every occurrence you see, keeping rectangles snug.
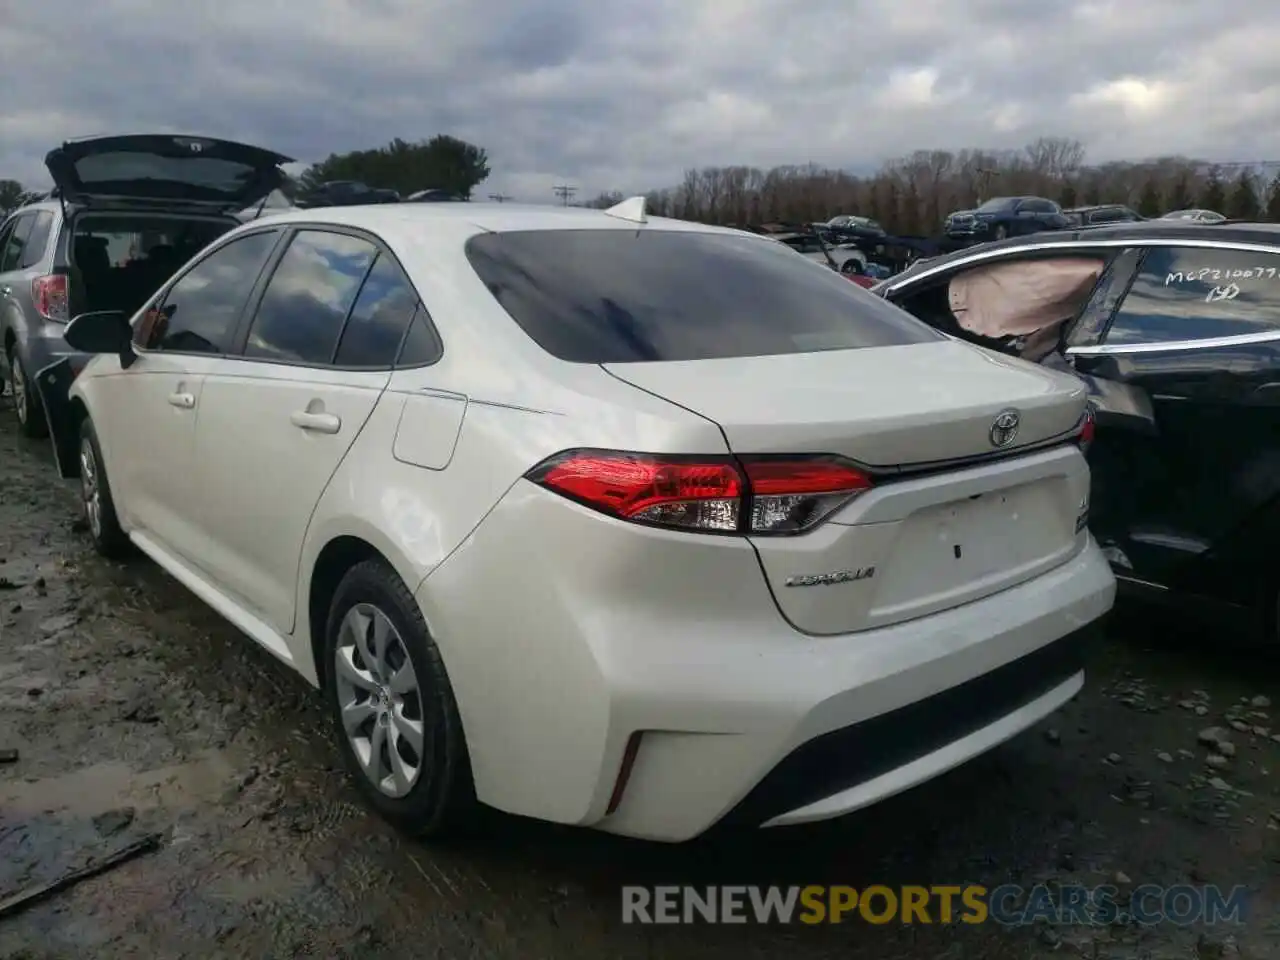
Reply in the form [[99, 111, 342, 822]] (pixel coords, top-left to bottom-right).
[[603, 339, 1087, 468], [45, 135, 294, 210], [604, 340, 1092, 634]]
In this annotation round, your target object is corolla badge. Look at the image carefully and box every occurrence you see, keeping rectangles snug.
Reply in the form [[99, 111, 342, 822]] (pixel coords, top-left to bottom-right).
[[989, 408, 1020, 448], [785, 567, 875, 588]]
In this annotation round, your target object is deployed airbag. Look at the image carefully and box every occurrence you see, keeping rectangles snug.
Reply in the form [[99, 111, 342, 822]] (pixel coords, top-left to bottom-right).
[[948, 257, 1105, 356]]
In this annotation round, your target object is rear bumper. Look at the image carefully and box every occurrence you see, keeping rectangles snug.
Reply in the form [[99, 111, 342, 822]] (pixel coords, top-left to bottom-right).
[[416, 484, 1116, 842]]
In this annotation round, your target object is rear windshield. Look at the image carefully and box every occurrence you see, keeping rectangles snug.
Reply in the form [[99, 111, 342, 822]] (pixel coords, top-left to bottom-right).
[[465, 229, 943, 363], [74, 153, 261, 199]]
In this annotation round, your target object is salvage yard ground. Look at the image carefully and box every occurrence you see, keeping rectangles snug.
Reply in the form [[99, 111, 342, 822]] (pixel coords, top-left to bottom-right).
[[0, 400, 1277, 959]]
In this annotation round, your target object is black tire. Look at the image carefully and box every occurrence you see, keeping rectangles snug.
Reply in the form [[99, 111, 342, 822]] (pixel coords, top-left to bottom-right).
[[7, 345, 48, 438], [323, 559, 476, 837], [993, 225, 1008, 241], [78, 418, 131, 558], [840, 258, 862, 275]]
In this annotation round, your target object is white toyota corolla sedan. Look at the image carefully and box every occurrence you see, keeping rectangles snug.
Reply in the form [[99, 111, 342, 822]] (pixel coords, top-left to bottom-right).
[[38, 197, 1115, 842]]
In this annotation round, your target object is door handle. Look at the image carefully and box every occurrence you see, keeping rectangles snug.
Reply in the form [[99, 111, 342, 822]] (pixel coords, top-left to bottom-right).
[[0, 286, 11, 298], [167, 392, 195, 409], [290, 410, 341, 434]]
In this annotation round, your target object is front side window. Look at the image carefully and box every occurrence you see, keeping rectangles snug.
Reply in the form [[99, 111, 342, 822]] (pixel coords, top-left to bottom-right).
[[1104, 246, 1280, 346], [243, 230, 377, 365], [466, 228, 942, 363], [141, 230, 279, 354]]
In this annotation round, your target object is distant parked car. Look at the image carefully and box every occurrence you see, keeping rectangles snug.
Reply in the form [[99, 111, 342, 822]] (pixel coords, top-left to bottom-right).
[[774, 232, 868, 274], [1160, 209, 1226, 224], [820, 215, 888, 241], [944, 197, 1069, 243], [1064, 205, 1143, 228], [0, 133, 292, 437], [301, 181, 399, 207]]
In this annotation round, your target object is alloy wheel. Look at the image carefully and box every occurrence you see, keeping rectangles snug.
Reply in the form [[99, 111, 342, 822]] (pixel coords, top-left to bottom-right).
[[79, 436, 102, 539], [334, 603, 426, 798]]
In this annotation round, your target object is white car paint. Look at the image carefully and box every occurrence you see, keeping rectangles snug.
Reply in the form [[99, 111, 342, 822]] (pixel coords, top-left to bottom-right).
[[66, 202, 1115, 842]]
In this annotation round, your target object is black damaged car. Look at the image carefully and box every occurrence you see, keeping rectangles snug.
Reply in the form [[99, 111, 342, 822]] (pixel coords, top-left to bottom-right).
[[872, 220, 1280, 642]]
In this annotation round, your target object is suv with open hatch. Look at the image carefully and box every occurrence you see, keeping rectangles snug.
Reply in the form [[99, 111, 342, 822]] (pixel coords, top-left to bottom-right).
[[37, 198, 1114, 843], [0, 134, 293, 436]]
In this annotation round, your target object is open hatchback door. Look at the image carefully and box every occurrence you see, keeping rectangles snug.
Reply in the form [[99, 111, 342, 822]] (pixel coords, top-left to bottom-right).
[[44, 134, 294, 209]]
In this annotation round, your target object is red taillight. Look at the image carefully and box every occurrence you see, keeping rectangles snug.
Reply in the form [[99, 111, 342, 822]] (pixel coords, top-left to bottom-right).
[[1077, 408, 1095, 452], [32, 275, 69, 322], [526, 449, 873, 535]]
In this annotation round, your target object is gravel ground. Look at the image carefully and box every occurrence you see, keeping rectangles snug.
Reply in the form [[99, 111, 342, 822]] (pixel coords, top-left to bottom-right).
[[0, 398, 1278, 959]]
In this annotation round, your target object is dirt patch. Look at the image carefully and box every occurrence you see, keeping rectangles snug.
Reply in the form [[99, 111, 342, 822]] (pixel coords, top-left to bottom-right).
[[0, 397, 1277, 958]]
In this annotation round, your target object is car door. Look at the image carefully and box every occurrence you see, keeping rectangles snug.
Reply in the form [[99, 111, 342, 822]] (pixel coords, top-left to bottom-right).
[[1065, 241, 1280, 589], [190, 227, 418, 635], [90, 229, 283, 559]]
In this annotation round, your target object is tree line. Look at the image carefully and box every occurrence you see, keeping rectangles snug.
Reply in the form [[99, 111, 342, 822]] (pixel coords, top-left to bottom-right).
[[0, 135, 492, 216], [585, 137, 1280, 234]]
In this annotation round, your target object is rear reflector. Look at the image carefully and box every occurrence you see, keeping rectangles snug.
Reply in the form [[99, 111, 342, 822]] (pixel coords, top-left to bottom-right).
[[1077, 408, 1095, 453], [526, 449, 873, 535], [32, 274, 70, 322]]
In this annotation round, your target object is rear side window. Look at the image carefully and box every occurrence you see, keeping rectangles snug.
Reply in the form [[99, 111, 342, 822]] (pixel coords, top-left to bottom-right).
[[19, 212, 53, 268], [333, 253, 421, 367], [144, 230, 279, 354], [1104, 246, 1280, 346], [465, 229, 942, 363], [244, 230, 377, 365], [0, 214, 33, 272]]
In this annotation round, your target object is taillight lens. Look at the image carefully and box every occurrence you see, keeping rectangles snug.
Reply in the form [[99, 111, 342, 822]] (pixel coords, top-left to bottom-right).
[[1077, 407, 1095, 452], [32, 275, 69, 322], [742, 457, 872, 532], [526, 450, 873, 535]]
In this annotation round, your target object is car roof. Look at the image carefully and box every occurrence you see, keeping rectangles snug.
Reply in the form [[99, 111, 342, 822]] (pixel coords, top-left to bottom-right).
[[239, 202, 741, 240], [1064, 204, 1129, 213]]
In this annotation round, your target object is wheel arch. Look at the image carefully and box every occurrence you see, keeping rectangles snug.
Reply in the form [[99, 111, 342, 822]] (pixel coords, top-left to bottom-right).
[[302, 527, 428, 689]]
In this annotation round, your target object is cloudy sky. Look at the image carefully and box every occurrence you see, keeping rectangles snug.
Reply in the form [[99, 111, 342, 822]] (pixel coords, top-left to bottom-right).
[[3, 0, 1279, 202]]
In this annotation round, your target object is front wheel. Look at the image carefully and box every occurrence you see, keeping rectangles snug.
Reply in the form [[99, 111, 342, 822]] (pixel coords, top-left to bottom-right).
[[7, 346, 48, 438], [840, 259, 863, 275], [993, 225, 1009, 241], [324, 559, 477, 837]]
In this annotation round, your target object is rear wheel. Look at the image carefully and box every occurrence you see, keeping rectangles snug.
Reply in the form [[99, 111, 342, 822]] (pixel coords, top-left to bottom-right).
[[7, 346, 47, 438], [840, 258, 863, 275], [78, 418, 131, 557], [324, 559, 476, 837]]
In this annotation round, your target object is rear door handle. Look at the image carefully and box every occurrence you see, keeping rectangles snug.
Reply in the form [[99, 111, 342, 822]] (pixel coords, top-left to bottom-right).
[[167, 392, 195, 409], [290, 410, 341, 434]]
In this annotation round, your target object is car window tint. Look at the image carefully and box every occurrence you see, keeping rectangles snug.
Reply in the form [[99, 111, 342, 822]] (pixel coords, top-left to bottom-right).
[[147, 231, 278, 354], [0, 214, 33, 272], [1104, 246, 1280, 346], [19, 212, 53, 268], [466, 229, 941, 363], [244, 230, 376, 365], [395, 305, 442, 366], [333, 253, 418, 367]]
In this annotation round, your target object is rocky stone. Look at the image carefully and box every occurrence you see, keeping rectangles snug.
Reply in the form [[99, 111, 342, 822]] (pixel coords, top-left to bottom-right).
[[1252, 695, 1272, 709], [1156, 751, 1174, 763]]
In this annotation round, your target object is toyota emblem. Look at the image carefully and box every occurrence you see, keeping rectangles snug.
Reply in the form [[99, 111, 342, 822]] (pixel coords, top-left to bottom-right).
[[989, 409, 1020, 447]]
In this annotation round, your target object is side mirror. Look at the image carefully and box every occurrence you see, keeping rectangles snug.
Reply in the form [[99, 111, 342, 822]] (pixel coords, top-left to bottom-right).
[[64, 310, 136, 367]]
